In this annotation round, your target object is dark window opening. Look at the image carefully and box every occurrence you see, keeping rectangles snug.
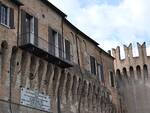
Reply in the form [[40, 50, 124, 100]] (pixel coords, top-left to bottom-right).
[[21, 10, 38, 46], [110, 71, 115, 87], [65, 39, 71, 61], [90, 56, 96, 75], [48, 27, 64, 59]]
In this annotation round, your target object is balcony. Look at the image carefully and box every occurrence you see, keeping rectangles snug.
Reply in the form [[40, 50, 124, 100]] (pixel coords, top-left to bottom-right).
[[18, 33, 73, 68], [11, 0, 23, 5]]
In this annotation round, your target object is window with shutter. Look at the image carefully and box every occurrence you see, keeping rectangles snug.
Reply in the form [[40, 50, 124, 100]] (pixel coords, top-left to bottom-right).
[[1, 5, 9, 26], [21, 10, 38, 46], [48, 27, 55, 55], [65, 39, 71, 61], [58, 33, 63, 58], [48, 28, 63, 59], [90, 56, 96, 75], [110, 71, 115, 87], [34, 17, 38, 46], [0, 4, 14, 28], [9, 8, 14, 29], [52, 30, 57, 56]]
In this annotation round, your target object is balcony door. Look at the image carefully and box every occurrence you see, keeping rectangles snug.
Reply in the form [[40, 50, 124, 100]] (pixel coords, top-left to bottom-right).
[[48, 27, 63, 58], [25, 14, 34, 44], [21, 10, 38, 46], [65, 39, 71, 61]]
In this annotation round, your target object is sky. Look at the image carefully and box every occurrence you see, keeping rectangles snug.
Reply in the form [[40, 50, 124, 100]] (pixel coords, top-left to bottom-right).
[[49, 0, 150, 58]]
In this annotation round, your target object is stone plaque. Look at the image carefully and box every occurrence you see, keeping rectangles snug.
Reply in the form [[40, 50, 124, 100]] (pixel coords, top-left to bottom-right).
[[20, 88, 50, 112]]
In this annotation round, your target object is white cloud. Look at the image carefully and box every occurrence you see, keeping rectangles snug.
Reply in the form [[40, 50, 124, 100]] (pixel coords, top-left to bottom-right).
[[147, 46, 150, 56], [49, 0, 150, 55]]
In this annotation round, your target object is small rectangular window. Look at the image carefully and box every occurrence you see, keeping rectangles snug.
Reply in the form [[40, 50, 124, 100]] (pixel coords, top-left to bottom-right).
[[97, 64, 104, 82], [90, 56, 96, 75], [110, 71, 115, 87], [1, 5, 9, 26]]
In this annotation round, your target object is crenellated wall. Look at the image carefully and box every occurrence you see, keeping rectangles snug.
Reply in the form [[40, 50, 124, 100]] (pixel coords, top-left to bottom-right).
[[112, 42, 150, 80], [112, 42, 150, 113]]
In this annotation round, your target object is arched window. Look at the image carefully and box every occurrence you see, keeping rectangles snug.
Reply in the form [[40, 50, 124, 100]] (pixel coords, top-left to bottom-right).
[[122, 67, 128, 79], [129, 66, 134, 79], [136, 65, 141, 79], [110, 71, 115, 87], [143, 64, 148, 80], [116, 69, 122, 80]]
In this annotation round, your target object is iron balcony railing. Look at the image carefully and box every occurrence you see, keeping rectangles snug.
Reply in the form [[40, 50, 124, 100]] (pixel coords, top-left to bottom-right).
[[19, 32, 73, 65]]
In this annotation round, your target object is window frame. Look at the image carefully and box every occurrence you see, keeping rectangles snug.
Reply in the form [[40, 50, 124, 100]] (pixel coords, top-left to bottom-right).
[[109, 71, 115, 87], [0, 4, 10, 27], [64, 38, 71, 61], [90, 56, 96, 75], [97, 63, 104, 82]]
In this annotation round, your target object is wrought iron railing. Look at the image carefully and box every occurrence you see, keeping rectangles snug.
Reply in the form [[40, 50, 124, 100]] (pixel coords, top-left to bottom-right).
[[19, 32, 73, 63]]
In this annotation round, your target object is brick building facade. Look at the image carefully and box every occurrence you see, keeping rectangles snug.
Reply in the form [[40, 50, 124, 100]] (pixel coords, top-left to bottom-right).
[[0, 0, 118, 113]]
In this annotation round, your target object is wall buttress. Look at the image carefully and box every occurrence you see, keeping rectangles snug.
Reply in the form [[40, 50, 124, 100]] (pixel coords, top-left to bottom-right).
[[12, 49, 22, 88], [30, 57, 39, 90], [1, 46, 12, 85], [39, 61, 48, 93], [21, 52, 31, 88]]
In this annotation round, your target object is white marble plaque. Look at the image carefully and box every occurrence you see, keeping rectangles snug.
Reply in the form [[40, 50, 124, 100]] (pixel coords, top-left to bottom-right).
[[20, 88, 50, 112]]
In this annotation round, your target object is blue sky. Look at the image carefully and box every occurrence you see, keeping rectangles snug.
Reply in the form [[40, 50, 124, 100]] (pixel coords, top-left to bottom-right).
[[49, 0, 150, 57]]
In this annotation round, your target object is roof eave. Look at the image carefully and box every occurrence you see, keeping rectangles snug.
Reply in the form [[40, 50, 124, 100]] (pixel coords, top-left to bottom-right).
[[40, 0, 67, 18]]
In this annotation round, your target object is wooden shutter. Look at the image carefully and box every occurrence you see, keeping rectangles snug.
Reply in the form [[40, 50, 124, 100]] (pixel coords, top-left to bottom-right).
[[9, 8, 14, 29], [90, 56, 96, 75], [100, 64, 104, 82], [48, 27, 55, 55], [34, 17, 38, 46], [21, 10, 27, 44], [58, 33, 63, 58], [65, 39, 71, 61]]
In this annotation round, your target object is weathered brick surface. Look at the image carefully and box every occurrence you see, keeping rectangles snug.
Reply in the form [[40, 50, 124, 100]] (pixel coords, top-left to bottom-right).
[[0, 0, 118, 113]]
